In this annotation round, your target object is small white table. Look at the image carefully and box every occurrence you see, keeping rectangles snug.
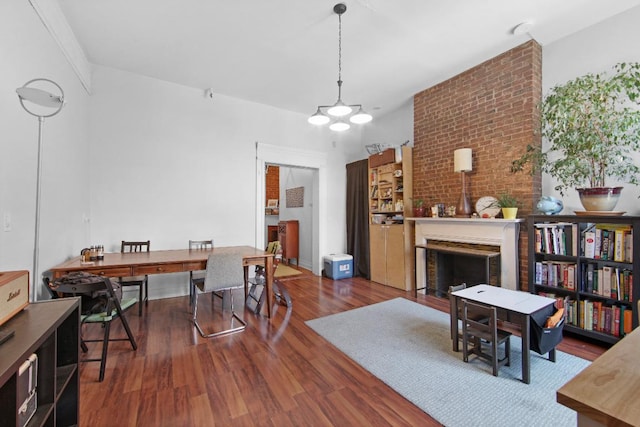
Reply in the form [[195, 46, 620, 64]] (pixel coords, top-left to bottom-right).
[[451, 284, 557, 384]]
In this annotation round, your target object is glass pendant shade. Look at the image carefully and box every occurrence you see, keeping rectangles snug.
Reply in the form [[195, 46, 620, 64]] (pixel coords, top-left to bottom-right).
[[327, 100, 352, 117], [308, 109, 330, 125], [349, 107, 372, 124], [329, 120, 350, 131]]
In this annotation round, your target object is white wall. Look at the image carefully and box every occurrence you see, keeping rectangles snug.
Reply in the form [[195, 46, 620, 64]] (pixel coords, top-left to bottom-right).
[[0, 1, 91, 299], [542, 6, 640, 215], [87, 66, 351, 299]]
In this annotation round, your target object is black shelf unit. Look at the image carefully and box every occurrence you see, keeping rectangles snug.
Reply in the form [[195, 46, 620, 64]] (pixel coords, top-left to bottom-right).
[[528, 214, 640, 345], [0, 297, 80, 427]]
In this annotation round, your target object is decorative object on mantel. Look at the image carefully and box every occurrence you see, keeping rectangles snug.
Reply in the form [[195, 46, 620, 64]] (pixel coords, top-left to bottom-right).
[[536, 196, 563, 215], [454, 148, 473, 217], [412, 198, 426, 217], [493, 192, 519, 220], [16, 78, 65, 298], [475, 196, 500, 219], [511, 62, 640, 211], [307, 3, 372, 131]]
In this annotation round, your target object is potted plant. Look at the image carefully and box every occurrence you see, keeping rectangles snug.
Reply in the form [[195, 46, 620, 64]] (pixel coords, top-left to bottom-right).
[[493, 193, 519, 219], [412, 198, 426, 217], [511, 62, 640, 211]]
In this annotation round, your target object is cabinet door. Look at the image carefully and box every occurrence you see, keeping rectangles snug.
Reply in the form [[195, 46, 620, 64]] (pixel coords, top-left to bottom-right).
[[385, 225, 406, 289], [369, 225, 386, 284]]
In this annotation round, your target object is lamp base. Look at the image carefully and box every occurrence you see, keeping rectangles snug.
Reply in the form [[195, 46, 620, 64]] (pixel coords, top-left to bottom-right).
[[456, 195, 472, 218]]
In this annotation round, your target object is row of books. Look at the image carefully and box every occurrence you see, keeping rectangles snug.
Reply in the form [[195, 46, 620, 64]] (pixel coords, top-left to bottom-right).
[[534, 261, 576, 289], [534, 223, 577, 256], [582, 223, 633, 262], [580, 264, 634, 301], [540, 293, 632, 337], [534, 261, 634, 301]]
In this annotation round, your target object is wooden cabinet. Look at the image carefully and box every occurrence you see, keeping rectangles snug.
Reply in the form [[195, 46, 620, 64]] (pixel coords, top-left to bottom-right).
[[0, 296, 80, 427], [370, 224, 406, 288], [528, 214, 639, 344], [368, 146, 413, 290], [278, 220, 299, 266]]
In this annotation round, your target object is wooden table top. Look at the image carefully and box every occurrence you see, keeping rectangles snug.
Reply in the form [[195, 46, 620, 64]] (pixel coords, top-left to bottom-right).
[[49, 246, 271, 272], [557, 326, 640, 426]]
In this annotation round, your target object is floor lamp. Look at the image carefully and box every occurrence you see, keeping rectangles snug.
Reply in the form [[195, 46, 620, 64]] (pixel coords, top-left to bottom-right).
[[16, 78, 65, 301], [454, 148, 472, 217]]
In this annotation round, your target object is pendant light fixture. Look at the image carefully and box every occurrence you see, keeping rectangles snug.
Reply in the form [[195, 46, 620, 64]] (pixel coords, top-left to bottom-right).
[[308, 3, 372, 131]]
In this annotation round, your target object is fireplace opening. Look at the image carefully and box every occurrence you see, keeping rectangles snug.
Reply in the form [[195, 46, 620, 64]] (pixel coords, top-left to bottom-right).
[[424, 242, 501, 297]]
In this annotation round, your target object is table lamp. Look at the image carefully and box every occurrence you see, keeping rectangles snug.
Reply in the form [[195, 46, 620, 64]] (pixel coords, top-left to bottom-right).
[[454, 148, 472, 217]]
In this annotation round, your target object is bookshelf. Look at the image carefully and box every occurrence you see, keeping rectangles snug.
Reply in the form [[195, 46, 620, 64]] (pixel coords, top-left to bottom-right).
[[528, 214, 640, 344], [0, 297, 80, 426]]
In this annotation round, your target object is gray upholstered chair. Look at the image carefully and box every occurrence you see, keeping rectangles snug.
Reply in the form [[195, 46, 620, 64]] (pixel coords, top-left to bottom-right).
[[119, 240, 150, 315], [188, 239, 214, 306], [461, 299, 512, 377], [192, 252, 246, 338]]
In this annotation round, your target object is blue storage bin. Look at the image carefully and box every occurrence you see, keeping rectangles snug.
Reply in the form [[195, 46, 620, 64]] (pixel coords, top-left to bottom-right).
[[324, 254, 353, 279]]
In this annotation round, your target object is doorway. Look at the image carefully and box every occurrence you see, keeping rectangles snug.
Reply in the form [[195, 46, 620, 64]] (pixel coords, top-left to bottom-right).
[[255, 143, 327, 276]]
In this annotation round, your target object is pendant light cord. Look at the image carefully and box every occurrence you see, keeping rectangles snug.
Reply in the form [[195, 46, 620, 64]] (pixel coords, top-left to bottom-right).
[[336, 11, 343, 100]]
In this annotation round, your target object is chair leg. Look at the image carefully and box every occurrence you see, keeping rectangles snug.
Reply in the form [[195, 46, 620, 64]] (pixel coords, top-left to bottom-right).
[[138, 285, 143, 316], [98, 321, 111, 382], [144, 277, 149, 305]]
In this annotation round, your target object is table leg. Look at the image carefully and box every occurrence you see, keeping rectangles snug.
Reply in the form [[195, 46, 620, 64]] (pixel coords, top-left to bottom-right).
[[265, 256, 273, 318], [452, 296, 460, 352], [522, 314, 531, 384]]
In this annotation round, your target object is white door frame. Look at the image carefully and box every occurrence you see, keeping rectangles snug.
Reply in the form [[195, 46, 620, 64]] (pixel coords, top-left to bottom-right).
[[255, 143, 327, 276]]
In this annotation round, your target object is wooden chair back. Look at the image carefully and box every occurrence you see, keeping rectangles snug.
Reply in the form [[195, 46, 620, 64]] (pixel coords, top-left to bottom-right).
[[121, 240, 150, 253]]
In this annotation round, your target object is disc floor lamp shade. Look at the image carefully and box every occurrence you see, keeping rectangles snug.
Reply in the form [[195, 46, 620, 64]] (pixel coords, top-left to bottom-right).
[[16, 78, 65, 300], [454, 148, 472, 217]]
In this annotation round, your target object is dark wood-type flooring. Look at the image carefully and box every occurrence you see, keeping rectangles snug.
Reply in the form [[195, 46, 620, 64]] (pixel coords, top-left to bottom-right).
[[79, 270, 608, 426]]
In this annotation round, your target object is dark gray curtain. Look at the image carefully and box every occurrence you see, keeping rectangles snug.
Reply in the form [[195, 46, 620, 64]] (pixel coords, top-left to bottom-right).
[[346, 159, 370, 278]]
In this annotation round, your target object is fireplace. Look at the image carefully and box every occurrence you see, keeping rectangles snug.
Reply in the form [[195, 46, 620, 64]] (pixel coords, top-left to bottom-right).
[[413, 217, 523, 292]]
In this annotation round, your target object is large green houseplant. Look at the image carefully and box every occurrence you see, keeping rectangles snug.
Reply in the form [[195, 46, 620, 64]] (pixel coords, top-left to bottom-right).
[[511, 62, 640, 210]]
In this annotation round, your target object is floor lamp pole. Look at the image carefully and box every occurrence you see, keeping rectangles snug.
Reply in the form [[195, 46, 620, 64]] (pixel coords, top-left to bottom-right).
[[33, 116, 45, 299]]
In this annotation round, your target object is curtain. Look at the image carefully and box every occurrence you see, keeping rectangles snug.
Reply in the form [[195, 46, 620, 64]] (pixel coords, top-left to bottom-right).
[[346, 159, 370, 278]]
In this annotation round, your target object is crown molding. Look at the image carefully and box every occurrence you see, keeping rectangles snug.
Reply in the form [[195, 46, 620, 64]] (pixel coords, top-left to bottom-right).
[[29, 0, 92, 93]]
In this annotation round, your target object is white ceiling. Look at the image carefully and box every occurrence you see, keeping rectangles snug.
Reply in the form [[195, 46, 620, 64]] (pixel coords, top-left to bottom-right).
[[58, 0, 640, 118]]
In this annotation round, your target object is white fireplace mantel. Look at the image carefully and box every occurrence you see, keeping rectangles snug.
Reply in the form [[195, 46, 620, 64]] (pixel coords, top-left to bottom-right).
[[412, 217, 524, 291]]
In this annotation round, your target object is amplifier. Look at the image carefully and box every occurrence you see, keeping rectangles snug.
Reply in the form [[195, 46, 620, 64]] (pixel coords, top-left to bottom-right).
[[17, 354, 38, 427], [0, 270, 29, 326]]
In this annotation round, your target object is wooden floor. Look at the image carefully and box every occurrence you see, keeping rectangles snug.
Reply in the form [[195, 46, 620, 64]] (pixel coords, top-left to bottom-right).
[[79, 271, 608, 426]]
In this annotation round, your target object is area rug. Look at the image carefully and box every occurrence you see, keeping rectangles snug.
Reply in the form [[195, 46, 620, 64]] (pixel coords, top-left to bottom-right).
[[274, 264, 302, 278], [306, 297, 590, 427]]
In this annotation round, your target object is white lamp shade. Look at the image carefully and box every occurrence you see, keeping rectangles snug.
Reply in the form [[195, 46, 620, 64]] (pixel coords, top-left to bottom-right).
[[308, 110, 330, 125], [350, 108, 372, 124], [454, 148, 472, 172], [329, 120, 350, 131], [327, 101, 352, 117]]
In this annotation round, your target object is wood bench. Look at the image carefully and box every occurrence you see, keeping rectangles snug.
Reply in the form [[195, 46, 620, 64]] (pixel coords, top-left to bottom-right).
[[414, 243, 501, 297]]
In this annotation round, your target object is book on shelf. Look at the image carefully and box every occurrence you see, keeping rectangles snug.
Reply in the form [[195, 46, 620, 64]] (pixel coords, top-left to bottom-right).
[[534, 222, 576, 255]]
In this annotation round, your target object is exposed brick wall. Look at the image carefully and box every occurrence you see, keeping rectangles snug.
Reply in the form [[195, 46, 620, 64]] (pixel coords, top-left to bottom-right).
[[413, 40, 542, 290], [266, 165, 280, 204]]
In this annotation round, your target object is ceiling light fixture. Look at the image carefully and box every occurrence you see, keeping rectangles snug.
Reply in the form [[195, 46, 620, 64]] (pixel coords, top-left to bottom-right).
[[308, 3, 372, 131]]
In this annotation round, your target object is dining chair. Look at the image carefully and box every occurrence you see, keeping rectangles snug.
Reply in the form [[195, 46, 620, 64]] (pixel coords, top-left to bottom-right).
[[192, 252, 247, 338], [188, 239, 214, 306], [461, 299, 512, 377], [49, 273, 137, 382], [120, 240, 150, 315]]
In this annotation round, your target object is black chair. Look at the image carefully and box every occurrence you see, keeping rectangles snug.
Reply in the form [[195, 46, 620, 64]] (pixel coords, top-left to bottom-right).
[[461, 299, 512, 377], [119, 240, 150, 315], [49, 273, 137, 382], [448, 283, 487, 349]]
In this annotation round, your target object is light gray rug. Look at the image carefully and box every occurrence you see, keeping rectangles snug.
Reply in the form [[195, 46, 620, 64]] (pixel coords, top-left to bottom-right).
[[306, 297, 590, 427]]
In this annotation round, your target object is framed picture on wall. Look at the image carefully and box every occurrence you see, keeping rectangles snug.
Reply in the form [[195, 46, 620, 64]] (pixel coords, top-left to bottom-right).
[[267, 199, 279, 208]]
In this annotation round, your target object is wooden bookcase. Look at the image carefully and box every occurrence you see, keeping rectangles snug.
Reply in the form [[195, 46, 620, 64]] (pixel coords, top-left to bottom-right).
[[0, 297, 80, 427], [368, 146, 414, 290], [527, 214, 640, 344]]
